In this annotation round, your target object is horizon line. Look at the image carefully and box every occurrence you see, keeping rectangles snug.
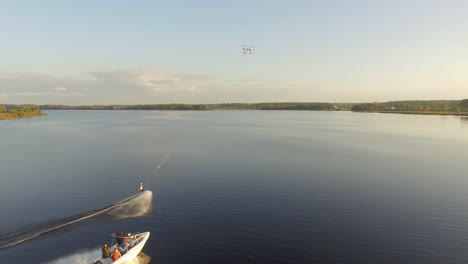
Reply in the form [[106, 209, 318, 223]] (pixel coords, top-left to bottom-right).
[[1, 99, 466, 106]]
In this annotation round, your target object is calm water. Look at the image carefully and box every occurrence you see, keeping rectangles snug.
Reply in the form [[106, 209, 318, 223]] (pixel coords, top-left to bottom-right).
[[1, 110, 468, 264]]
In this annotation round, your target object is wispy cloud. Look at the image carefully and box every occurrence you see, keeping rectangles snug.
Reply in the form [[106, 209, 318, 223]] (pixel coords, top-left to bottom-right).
[[54, 86, 67, 92], [0, 67, 212, 104], [223, 78, 263, 83], [9, 92, 56, 96], [91, 67, 208, 92], [0, 71, 55, 81]]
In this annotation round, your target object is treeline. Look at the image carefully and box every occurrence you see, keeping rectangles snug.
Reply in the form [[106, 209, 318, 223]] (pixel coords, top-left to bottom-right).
[[210, 103, 334, 110], [260, 103, 333, 110], [39, 104, 212, 110], [128, 104, 211, 110], [352, 100, 468, 112], [350, 103, 377, 112], [36, 103, 335, 111], [0, 105, 44, 120], [3, 100, 468, 113]]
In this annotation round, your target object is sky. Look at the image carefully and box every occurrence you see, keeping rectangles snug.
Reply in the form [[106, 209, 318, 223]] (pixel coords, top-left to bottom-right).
[[0, 0, 467, 104]]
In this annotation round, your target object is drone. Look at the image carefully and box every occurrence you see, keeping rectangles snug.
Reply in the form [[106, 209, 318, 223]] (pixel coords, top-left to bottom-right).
[[242, 45, 254, 55]]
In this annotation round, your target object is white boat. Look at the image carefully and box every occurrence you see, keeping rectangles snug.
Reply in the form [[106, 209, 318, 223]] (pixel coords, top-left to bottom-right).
[[93, 232, 150, 264]]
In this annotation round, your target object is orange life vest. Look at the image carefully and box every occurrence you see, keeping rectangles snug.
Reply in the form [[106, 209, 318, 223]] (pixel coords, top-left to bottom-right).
[[112, 250, 121, 261]]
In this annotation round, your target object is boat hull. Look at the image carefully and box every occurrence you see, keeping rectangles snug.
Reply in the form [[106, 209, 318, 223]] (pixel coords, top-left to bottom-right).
[[93, 232, 150, 264]]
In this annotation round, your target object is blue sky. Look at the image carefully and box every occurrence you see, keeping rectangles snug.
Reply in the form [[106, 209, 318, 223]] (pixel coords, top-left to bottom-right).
[[1, 0, 467, 104]]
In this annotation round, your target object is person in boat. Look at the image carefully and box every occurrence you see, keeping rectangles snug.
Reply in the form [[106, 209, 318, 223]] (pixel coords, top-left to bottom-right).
[[140, 183, 144, 192], [118, 238, 128, 254], [112, 247, 121, 261], [128, 234, 138, 249], [116, 232, 124, 244], [125, 233, 132, 247], [102, 244, 111, 259], [128, 235, 138, 249]]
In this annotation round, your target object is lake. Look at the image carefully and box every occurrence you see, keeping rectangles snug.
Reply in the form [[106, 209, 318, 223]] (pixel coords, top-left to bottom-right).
[[0, 110, 468, 263]]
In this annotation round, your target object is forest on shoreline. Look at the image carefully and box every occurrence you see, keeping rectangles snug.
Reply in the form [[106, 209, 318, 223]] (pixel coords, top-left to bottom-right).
[[0, 105, 46, 120], [2, 99, 468, 117], [350, 99, 468, 114], [4, 103, 336, 111]]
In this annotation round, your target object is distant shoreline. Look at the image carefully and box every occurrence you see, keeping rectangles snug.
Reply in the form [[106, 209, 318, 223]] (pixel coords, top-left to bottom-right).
[[2, 100, 468, 118], [37, 109, 468, 117], [0, 106, 47, 120], [378, 111, 468, 116], [0, 113, 47, 120]]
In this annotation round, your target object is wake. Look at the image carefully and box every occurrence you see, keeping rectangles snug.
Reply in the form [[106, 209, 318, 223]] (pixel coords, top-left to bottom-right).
[[0, 191, 153, 250], [108, 191, 153, 219], [44, 248, 151, 264]]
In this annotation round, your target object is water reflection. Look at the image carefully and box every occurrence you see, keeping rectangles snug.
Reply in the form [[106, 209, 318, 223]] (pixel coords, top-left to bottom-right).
[[460, 116, 468, 126], [2, 111, 468, 264]]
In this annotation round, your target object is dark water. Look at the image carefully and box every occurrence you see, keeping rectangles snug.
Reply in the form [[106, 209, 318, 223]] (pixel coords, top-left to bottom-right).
[[1, 110, 468, 264]]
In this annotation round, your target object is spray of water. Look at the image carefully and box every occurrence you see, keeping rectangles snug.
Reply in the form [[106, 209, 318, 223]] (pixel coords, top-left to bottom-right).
[[44, 248, 101, 264], [44, 192, 153, 264], [0, 191, 153, 250], [44, 248, 149, 264], [108, 190, 153, 219]]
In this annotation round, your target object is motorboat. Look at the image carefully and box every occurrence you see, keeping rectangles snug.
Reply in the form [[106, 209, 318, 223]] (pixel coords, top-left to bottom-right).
[[93, 232, 150, 264]]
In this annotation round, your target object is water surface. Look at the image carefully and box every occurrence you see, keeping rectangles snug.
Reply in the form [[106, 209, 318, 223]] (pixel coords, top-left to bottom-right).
[[0, 110, 467, 263]]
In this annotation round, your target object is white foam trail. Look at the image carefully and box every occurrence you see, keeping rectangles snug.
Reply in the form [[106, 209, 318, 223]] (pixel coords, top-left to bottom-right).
[[45, 192, 153, 264], [107, 191, 153, 220], [45, 248, 147, 264], [44, 248, 101, 264]]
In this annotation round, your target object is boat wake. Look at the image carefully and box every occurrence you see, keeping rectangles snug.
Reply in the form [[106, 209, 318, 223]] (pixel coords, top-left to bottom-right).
[[0, 191, 153, 250], [44, 248, 150, 264], [108, 190, 153, 219], [44, 248, 101, 264]]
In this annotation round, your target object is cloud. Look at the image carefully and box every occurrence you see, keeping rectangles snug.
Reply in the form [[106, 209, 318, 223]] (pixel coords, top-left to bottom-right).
[[54, 86, 67, 92], [223, 78, 263, 82], [10, 92, 56, 96], [91, 67, 208, 93], [0, 71, 55, 81], [0, 67, 212, 104]]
